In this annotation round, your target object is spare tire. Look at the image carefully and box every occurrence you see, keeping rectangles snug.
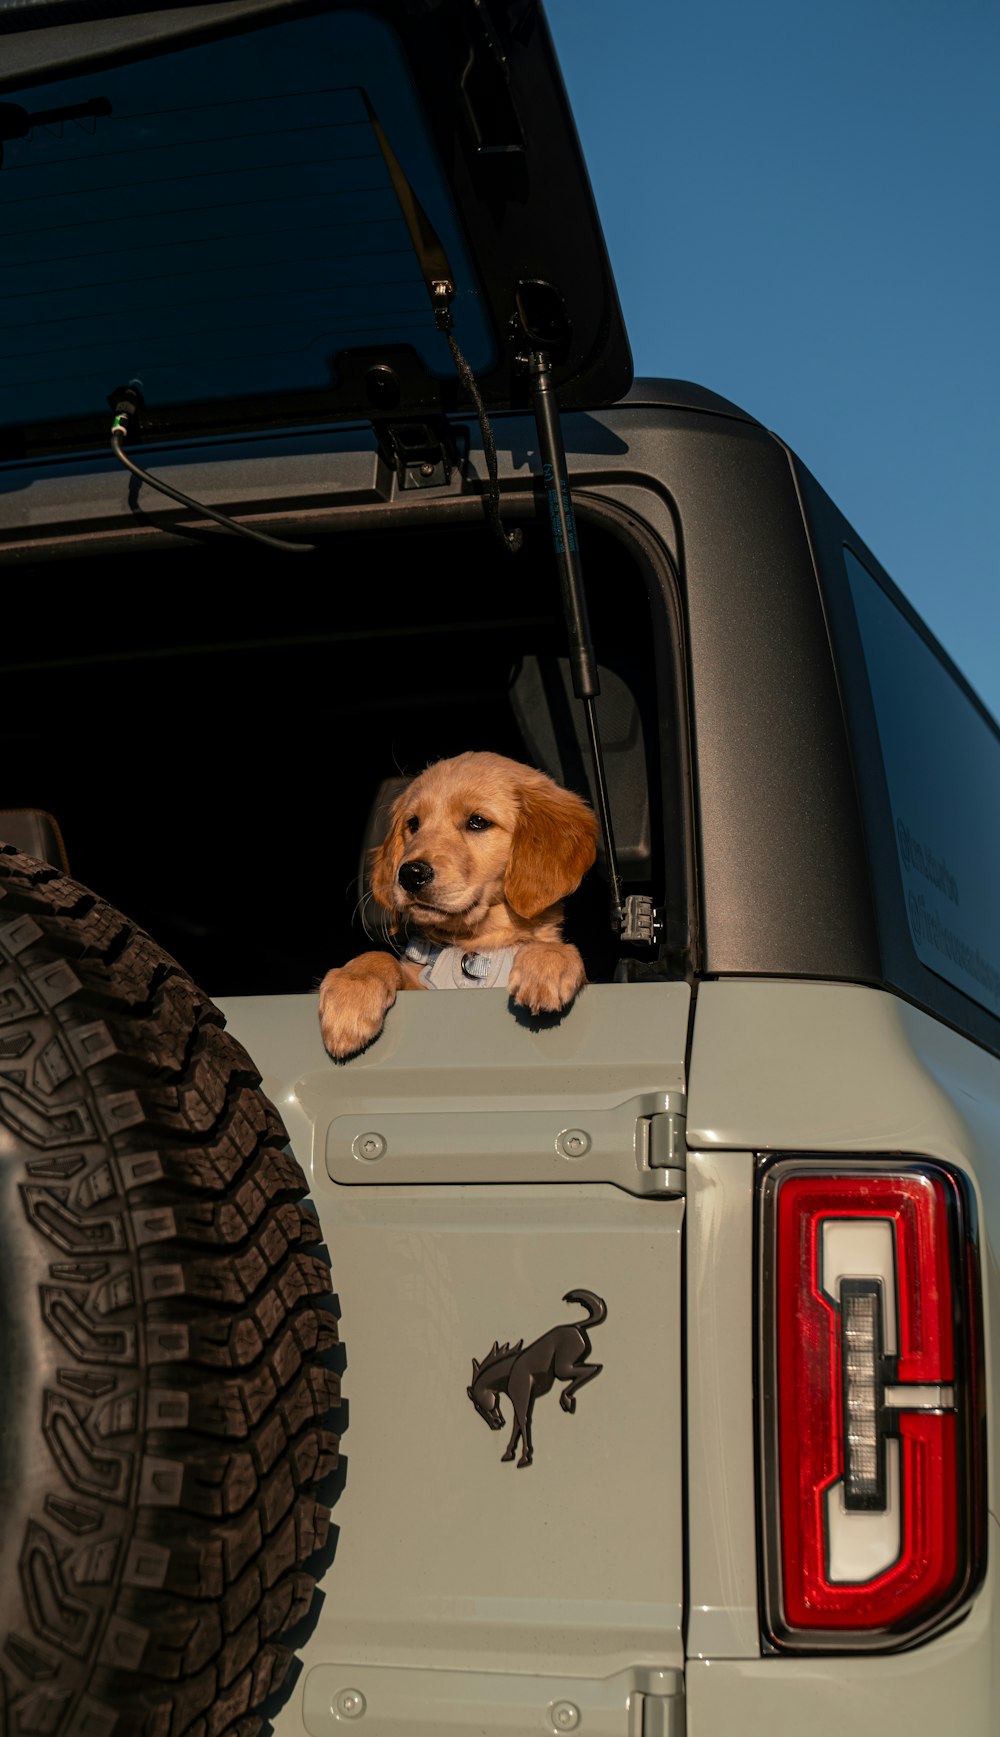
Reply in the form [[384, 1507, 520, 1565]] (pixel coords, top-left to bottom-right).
[[0, 846, 339, 1737]]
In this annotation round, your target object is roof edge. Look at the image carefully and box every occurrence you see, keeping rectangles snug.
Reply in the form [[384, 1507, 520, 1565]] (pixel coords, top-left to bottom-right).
[[624, 377, 759, 423]]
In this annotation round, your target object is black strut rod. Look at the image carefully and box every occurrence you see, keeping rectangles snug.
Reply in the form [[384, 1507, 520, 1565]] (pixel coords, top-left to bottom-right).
[[527, 349, 624, 931]]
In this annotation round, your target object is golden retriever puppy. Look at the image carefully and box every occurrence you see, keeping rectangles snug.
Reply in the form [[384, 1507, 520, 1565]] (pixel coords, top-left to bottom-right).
[[319, 752, 598, 1060]]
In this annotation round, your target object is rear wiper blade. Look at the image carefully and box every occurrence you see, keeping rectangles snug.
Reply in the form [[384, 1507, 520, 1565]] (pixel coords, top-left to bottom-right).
[[0, 95, 110, 168]]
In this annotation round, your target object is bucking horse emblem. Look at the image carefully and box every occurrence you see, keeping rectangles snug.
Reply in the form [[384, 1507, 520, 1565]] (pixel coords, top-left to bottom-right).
[[466, 1289, 607, 1467]]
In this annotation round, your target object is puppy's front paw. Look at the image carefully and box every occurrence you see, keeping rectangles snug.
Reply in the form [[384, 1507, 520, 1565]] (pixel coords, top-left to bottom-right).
[[508, 941, 586, 1016], [319, 956, 402, 1060]]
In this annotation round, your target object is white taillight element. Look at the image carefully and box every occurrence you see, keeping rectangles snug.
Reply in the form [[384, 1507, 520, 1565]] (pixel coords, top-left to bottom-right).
[[884, 1384, 955, 1409], [820, 1218, 897, 1350], [826, 1439, 901, 1582], [818, 1213, 958, 1585]]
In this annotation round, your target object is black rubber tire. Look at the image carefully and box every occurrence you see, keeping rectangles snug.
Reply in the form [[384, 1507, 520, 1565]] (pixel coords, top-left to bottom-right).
[[0, 846, 340, 1737]]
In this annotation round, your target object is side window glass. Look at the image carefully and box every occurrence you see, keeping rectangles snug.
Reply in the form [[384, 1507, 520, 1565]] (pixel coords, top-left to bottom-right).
[[845, 549, 1000, 1021]]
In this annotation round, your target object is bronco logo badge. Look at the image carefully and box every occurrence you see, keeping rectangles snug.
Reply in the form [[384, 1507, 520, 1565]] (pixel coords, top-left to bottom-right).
[[467, 1289, 607, 1467]]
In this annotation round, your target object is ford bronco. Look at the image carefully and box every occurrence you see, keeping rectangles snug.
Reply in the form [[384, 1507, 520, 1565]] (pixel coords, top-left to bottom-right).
[[0, 5, 997, 1737]]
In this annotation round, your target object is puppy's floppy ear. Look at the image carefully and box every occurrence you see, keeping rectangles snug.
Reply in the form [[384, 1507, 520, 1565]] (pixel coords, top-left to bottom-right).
[[369, 790, 408, 916], [504, 775, 599, 920]]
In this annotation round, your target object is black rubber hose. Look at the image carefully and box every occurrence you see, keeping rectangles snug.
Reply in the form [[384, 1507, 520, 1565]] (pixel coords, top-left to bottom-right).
[[110, 427, 315, 554], [444, 330, 522, 556]]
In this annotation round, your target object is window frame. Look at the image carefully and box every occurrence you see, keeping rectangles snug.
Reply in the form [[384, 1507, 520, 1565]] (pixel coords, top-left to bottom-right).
[[800, 457, 1000, 1060]]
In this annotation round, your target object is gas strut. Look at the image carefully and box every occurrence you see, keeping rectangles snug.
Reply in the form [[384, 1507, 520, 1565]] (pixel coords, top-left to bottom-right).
[[364, 107, 655, 941], [527, 349, 658, 945]]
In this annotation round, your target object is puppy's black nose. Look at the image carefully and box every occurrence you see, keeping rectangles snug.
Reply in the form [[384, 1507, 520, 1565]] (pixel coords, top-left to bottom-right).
[[398, 859, 434, 893]]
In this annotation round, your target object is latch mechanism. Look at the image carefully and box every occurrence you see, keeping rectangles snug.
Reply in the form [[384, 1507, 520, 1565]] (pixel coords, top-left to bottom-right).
[[620, 894, 662, 946], [377, 419, 454, 490]]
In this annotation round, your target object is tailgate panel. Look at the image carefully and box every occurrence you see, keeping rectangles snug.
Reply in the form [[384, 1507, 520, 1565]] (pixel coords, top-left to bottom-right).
[[218, 983, 689, 1691]]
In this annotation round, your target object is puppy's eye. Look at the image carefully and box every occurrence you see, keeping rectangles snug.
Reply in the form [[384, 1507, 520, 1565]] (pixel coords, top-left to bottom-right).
[[467, 813, 493, 831], [406, 815, 420, 835]]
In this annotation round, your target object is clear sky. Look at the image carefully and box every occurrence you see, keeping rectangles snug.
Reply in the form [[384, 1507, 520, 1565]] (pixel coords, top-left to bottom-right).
[[547, 0, 999, 722]]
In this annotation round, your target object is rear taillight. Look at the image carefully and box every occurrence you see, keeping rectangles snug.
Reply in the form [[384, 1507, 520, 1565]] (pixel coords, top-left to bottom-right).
[[759, 1159, 985, 1649]]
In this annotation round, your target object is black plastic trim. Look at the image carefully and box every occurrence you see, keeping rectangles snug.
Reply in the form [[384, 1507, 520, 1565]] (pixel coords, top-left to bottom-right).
[[669, 417, 880, 982]]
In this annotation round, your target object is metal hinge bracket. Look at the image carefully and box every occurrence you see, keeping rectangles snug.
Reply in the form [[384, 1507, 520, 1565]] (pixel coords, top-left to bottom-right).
[[620, 894, 663, 945], [635, 1094, 686, 1197], [629, 1669, 685, 1737], [378, 419, 454, 490]]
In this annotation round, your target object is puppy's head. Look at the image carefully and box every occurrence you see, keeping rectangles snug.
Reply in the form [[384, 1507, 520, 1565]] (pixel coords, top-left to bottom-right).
[[370, 752, 598, 939]]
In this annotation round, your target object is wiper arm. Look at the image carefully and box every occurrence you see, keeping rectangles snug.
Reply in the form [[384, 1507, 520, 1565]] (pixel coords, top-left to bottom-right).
[[0, 96, 110, 169]]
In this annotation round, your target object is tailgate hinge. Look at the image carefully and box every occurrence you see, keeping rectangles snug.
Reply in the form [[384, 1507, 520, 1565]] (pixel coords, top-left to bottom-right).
[[635, 1093, 686, 1197], [629, 1669, 685, 1737]]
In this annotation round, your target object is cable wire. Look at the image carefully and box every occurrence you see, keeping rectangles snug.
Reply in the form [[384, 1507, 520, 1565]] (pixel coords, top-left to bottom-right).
[[110, 415, 314, 554], [443, 329, 521, 556]]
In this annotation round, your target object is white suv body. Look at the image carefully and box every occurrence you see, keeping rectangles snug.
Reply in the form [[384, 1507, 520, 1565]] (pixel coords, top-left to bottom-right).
[[1, 7, 997, 1737]]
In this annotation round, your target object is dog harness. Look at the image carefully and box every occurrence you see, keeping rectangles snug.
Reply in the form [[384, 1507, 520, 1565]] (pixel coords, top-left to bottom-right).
[[404, 936, 516, 990]]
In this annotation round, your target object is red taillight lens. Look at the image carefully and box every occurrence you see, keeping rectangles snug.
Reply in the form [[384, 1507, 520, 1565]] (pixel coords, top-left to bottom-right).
[[759, 1160, 984, 1650]]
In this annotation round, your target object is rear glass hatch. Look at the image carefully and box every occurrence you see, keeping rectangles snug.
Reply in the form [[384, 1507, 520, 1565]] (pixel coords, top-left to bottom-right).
[[0, 0, 632, 456]]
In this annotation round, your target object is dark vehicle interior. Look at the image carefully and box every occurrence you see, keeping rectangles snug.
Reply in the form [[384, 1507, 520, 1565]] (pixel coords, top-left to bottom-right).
[[1, 513, 680, 997]]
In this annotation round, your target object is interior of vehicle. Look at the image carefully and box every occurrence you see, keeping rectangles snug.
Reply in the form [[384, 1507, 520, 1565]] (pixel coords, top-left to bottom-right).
[[2, 512, 682, 997]]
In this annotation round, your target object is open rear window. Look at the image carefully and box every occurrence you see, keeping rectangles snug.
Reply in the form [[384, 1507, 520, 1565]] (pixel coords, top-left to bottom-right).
[[1, 512, 674, 996]]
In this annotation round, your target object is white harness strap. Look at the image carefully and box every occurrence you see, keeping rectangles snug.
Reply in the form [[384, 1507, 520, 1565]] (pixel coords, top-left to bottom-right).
[[404, 937, 516, 990]]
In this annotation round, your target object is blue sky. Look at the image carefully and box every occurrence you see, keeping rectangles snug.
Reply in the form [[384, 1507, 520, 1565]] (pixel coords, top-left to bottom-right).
[[547, 0, 999, 722]]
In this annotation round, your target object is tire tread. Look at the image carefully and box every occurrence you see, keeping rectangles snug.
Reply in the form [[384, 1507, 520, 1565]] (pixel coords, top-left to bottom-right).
[[0, 848, 339, 1737]]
